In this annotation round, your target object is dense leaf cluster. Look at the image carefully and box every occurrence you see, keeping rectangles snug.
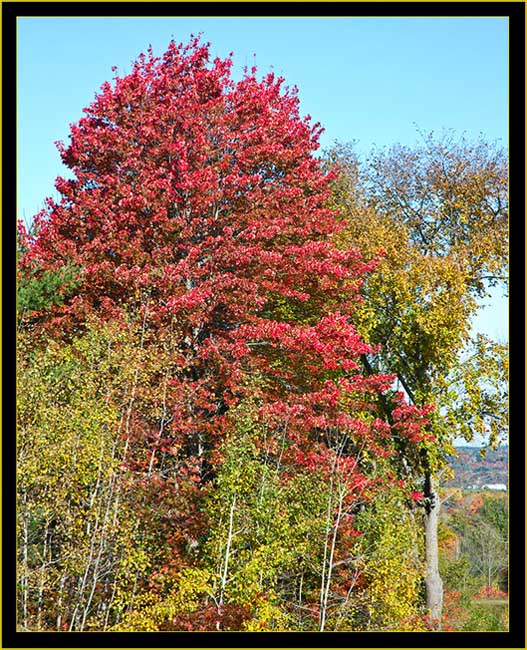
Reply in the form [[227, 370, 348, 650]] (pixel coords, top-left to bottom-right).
[[17, 37, 508, 633]]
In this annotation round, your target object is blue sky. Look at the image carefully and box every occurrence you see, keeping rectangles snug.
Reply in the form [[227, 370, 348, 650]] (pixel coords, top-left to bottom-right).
[[18, 16, 508, 345]]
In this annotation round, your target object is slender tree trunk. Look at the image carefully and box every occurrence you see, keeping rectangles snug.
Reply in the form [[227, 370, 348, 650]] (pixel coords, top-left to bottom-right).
[[320, 490, 343, 632], [297, 571, 304, 628], [319, 467, 334, 631], [36, 519, 50, 630], [56, 569, 67, 631], [104, 571, 120, 630], [21, 510, 29, 630], [217, 495, 236, 630], [424, 472, 443, 629]]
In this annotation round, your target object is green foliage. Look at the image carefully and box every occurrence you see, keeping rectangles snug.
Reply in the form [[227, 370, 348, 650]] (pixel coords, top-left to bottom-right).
[[461, 601, 507, 632], [325, 134, 508, 629], [325, 133, 508, 468], [17, 318, 165, 631], [478, 494, 508, 539], [110, 567, 214, 631], [440, 336, 508, 448], [17, 265, 81, 318], [106, 391, 333, 632], [439, 491, 508, 631], [443, 588, 508, 632], [354, 485, 425, 630], [200, 396, 330, 630], [18, 91, 508, 633], [439, 555, 478, 595]]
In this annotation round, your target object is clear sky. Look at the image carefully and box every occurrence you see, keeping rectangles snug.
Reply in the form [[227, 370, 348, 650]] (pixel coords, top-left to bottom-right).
[[18, 16, 509, 345]]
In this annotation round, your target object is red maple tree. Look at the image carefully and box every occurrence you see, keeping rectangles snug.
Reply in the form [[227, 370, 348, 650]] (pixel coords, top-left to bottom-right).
[[19, 38, 431, 627]]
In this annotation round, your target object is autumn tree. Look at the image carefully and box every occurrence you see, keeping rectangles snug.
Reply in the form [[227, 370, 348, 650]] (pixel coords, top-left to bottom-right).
[[17, 319, 151, 630], [18, 38, 432, 631], [326, 132, 508, 626]]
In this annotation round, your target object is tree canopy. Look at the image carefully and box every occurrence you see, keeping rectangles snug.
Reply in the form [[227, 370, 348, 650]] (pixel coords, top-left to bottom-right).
[[17, 38, 508, 633]]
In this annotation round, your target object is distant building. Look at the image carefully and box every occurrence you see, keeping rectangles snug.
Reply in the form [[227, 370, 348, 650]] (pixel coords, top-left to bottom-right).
[[482, 483, 507, 491]]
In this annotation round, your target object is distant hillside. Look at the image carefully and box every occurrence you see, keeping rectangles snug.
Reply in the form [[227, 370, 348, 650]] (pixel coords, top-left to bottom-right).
[[447, 446, 508, 490]]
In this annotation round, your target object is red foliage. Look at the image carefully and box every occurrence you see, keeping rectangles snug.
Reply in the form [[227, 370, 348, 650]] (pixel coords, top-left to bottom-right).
[[475, 585, 508, 600], [19, 37, 434, 627], [21, 36, 432, 453]]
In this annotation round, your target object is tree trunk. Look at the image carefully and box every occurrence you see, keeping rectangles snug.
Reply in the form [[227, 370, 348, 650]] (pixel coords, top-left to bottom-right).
[[424, 472, 443, 629], [217, 495, 236, 630]]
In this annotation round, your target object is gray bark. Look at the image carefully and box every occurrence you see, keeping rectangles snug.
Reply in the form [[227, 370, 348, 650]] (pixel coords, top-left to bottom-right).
[[424, 473, 443, 628]]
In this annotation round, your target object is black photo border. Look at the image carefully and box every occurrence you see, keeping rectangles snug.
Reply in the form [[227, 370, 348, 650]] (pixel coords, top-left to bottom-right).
[[3, 2, 525, 648]]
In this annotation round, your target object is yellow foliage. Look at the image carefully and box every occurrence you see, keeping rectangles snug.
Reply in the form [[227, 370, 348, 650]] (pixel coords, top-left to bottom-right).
[[357, 487, 425, 630], [111, 567, 213, 631]]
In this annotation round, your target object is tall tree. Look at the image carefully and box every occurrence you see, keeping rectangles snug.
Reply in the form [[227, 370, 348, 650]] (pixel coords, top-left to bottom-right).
[[18, 38, 432, 630], [326, 132, 508, 625]]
